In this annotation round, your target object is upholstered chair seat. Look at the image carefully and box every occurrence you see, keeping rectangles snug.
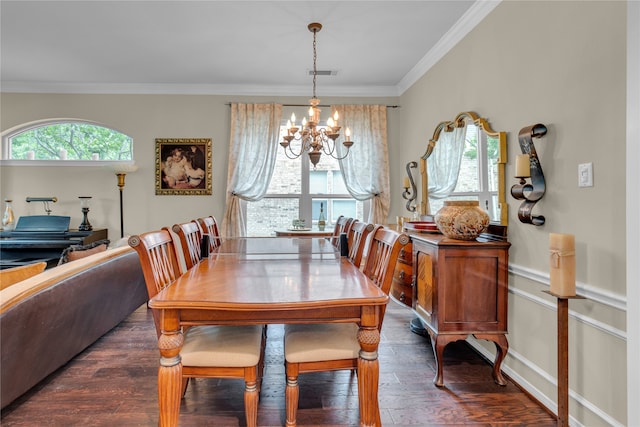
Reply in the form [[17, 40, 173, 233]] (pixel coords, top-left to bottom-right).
[[181, 324, 264, 367], [284, 323, 359, 363]]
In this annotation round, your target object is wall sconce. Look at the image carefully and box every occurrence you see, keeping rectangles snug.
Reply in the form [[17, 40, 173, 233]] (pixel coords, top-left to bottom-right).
[[25, 196, 58, 215], [402, 161, 418, 219], [510, 123, 547, 226], [78, 196, 93, 231]]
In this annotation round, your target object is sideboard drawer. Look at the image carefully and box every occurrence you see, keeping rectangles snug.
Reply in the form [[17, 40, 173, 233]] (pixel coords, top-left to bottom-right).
[[391, 261, 413, 306], [390, 241, 413, 307]]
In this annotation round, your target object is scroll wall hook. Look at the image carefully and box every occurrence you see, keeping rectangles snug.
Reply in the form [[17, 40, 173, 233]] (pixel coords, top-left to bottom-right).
[[510, 123, 547, 226], [402, 161, 418, 215]]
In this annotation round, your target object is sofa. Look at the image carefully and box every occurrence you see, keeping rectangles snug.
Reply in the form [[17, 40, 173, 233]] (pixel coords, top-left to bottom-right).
[[0, 246, 148, 409]]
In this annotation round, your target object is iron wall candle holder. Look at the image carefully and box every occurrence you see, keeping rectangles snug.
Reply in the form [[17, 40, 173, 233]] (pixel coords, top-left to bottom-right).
[[402, 161, 418, 214], [510, 123, 547, 226]]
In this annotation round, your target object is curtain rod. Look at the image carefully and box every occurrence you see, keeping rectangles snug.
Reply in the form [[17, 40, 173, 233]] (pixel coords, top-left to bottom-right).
[[226, 103, 399, 108]]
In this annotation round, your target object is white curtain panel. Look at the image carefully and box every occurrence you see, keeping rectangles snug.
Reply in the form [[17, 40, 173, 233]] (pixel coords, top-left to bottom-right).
[[334, 104, 390, 225], [427, 126, 466, 199], [222, 103, 283, 238]]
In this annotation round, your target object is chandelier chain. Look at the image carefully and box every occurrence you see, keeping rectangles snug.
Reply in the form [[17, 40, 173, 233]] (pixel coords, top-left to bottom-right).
[[312, 28, 317, 99]]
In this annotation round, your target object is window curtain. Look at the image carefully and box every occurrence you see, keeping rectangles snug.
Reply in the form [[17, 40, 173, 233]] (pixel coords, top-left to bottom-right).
[[333, 105, 389, 224], [221, 103, 283, 238], [426, 126, 466, 200]]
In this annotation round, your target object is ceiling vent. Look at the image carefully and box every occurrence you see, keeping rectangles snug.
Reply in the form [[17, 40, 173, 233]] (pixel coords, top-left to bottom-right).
[[308, 70, 338, 76]]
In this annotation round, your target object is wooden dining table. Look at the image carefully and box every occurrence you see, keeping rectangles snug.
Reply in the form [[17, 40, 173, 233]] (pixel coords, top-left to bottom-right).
[[148, 237, 388, 426]]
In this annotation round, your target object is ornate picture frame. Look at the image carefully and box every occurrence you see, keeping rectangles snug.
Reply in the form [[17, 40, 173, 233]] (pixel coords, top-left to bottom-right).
[[155, 138, 212, 195]]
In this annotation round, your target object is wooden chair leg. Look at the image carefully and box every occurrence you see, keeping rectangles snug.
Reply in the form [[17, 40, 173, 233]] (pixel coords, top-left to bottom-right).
[[181, 377, 189, 397], [244, 378, 259, 427], [285, 364, 299, 427]]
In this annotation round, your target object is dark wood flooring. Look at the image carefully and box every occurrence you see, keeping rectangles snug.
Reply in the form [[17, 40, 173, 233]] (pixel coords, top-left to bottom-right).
[[1, 301, 556, 426]]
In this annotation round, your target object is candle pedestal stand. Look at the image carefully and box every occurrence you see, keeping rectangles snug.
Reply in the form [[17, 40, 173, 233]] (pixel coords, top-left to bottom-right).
[[544, 291, 585, 427]]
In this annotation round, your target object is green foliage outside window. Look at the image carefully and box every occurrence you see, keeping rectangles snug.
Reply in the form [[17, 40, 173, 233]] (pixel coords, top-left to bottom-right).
[[8, 121, 132, 161], [463, 127, 499, 161]]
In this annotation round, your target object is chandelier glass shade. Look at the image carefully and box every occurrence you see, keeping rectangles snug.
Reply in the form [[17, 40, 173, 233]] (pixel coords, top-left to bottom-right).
[[279, 22, 354, 168]]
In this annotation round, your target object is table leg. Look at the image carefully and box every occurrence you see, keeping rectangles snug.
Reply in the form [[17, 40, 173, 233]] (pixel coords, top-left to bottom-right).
[[157, 326, 184, 426], [357, 326, 381, 427]]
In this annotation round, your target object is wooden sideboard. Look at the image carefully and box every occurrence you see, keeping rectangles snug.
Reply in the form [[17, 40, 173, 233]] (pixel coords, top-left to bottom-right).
[[390, 228, 510, 387], [413, 233, 510, 386]]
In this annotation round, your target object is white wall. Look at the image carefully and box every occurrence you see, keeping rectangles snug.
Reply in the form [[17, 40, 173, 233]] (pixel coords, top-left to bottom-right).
[[396, 1, 628, 426]]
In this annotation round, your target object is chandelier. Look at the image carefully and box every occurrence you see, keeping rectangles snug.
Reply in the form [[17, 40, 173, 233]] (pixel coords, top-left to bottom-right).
[[280, 22, 354, 168]]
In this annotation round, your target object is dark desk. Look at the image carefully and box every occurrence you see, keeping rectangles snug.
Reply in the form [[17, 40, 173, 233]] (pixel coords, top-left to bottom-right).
[[0, 228, 108, 269]]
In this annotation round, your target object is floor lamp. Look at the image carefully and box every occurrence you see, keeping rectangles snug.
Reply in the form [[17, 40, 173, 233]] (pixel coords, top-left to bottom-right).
[[111, 163, 138, 238]]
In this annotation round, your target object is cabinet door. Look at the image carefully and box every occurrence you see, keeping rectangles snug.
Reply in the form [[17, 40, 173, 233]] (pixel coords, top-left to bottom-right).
[[414, 248, 435, 328], [438, 248, 508, 333]]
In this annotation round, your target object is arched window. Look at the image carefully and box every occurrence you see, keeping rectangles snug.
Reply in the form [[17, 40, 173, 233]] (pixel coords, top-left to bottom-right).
[[1, 119, 133, 162]]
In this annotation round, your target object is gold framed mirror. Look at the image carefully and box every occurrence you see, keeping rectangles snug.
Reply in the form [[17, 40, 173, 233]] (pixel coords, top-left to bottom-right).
[[419, 111, 507, 225]]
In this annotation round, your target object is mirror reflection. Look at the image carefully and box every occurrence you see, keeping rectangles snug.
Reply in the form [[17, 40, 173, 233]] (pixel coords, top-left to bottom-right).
[[420, 112, 507, 225]]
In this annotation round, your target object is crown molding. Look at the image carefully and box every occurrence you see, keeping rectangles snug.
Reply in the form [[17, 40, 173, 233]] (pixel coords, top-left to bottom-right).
[[0, 81, 401, 98]]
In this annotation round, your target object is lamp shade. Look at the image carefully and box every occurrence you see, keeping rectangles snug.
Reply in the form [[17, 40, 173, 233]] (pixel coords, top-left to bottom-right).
[[110, 162, 139, 174]]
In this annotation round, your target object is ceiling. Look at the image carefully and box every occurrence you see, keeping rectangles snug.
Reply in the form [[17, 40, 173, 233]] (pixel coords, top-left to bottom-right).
[[0, 1, 496, 97]]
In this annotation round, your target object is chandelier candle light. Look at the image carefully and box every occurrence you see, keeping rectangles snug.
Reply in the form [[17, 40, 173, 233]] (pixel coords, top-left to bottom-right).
[[280, 22, 354, 168]]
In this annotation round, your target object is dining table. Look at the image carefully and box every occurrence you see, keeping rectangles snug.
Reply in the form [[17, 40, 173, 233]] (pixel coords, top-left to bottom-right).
[[148, 237, 388, 427]]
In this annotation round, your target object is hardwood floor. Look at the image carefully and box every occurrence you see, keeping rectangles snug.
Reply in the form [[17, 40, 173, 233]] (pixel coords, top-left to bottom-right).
[[1, 301, 556, 426]]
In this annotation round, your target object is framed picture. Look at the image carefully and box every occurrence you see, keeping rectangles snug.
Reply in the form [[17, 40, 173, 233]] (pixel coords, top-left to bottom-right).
[[155, 138, 212, 195]]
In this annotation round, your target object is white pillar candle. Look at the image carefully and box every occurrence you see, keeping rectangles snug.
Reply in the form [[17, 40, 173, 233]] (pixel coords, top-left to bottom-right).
[[59, 149, 67, 160], [515, 154, 530, 178], [549, 233, 576, 296], [26, 150, 35, 160], [91, 153, 99, 160]]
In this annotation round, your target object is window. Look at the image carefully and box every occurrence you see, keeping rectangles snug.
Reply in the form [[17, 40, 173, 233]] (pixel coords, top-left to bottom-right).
[[246, 108, 363, 236], [1, 119, 133, 162], [429, 123, 500, 219]]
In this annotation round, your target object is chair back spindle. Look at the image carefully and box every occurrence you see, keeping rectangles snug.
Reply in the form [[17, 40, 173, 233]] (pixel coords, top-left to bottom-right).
[[128, 229, 182, 336], [362, 228, 410, 329], [331, 216, 356, 249], [196, 216, 222, 252], [347, 222, 379, 268], [172, 222, 203, 272]]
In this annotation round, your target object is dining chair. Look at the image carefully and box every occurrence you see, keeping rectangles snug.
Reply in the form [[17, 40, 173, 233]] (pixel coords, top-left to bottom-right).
[[128, 229, 266, 427], [330, 215, 356, 250], [171, 221, 203, 272], [283, 226, 410, 427], [196, 215, 222, 252], [346, 221, 380, 269]]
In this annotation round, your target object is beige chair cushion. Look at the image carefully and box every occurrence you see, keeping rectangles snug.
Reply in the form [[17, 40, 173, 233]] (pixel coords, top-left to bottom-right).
[[181, 325, 264, 367], [284, 323, 360, 363], [0, 262, 47, 291]]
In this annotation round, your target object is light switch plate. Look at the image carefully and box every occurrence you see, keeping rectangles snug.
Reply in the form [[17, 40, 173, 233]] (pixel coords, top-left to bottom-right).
[[578, 162, 593, 187]]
